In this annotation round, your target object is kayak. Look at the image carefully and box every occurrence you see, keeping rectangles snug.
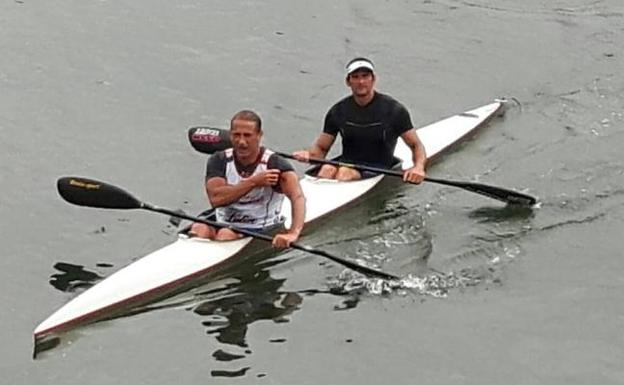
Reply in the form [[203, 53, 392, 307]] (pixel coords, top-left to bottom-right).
[[34, 100, 506, 341]]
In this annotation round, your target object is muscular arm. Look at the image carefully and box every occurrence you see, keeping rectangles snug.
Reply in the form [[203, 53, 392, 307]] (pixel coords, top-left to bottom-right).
[[399, 129, 427, 184], [279, 171, 305, 236], [401, 129, 427, 171], [205, 177, 257, 208], [309, 133, 336, 159], [292, 107, 338, 162], [206, 170, 280, 208]]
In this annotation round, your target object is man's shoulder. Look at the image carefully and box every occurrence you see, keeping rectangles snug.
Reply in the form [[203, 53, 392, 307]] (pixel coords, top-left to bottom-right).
[[206, 150, 232, 171], [205, 150, 231, 179], [329, 95, 353, 110], [266, 150, 295, 172], [375, 92, 403, 106], [266, 150, 290, 164], [209, 149, 230, 162], [375, 92, 410, 114]]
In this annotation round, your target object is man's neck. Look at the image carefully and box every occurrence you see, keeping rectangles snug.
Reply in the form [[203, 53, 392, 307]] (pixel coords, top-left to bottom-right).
[[234, 148, 262, 166], [353, 91, 375, 107]]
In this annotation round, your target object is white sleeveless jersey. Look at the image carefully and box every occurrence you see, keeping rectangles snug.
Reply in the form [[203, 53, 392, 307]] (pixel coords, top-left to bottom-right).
[[215, 148, 285, 229]]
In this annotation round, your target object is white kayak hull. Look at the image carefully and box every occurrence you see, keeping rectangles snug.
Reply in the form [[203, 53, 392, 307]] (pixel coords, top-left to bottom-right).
[[34, 101, 505, 339]]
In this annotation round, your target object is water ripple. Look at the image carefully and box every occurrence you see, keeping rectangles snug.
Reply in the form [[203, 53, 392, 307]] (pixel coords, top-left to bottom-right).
[[328, 263, 505, 299]]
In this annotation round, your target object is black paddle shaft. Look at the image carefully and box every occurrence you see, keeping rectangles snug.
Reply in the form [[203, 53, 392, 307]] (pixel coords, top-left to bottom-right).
[[142, 204, 398, 280], [275, 152, 537, 206], [56, 177, 399, 280], [187, 126, 537, 206]]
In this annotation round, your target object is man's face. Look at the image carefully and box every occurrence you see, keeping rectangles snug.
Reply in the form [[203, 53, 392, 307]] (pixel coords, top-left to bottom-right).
[[230, 118, 261, 159], [346, 70, 375, 97]]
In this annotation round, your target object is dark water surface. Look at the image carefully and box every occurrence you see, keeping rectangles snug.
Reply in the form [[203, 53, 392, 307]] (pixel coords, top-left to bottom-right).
[[2, 1, 623, 384]]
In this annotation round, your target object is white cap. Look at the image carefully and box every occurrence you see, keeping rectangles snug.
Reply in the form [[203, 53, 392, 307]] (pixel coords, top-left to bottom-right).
[[346, 58, 374, 75]]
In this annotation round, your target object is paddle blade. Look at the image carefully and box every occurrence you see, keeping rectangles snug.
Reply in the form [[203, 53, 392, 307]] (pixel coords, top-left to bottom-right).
[[452, 181, 536, 206], [188, 126, 231, 154], [57, 177, 142, 209], [425, 177, 537, 206]]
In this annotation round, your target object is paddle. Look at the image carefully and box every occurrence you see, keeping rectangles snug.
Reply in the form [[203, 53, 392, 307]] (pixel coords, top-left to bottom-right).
[[57, 177, 399, 280], [188, 126, 537, 206]]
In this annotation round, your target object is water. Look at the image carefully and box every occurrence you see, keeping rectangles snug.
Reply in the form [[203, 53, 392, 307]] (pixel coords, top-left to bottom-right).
[[2, 0, 623, 383]]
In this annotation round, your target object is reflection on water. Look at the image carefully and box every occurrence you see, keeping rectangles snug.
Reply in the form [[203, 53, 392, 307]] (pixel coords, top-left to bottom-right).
[[212, 349, 245, 361], [468, 203, 536, 224], [34, 261, 114, 358], [49, 262, 108, 292], [193, 268, 302, 348], [35, 248, 308, 365], [332, 295, 360, 311], [185, 255, 304, 378], [211, 367, 250, 378]]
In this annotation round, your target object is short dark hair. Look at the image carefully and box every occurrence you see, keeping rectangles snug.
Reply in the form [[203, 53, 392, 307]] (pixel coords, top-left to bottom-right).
[[230, 110, 262, 132]]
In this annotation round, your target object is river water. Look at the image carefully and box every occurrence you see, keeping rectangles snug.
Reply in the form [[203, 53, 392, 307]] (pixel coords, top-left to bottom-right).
[[2, 1, 623, 384]]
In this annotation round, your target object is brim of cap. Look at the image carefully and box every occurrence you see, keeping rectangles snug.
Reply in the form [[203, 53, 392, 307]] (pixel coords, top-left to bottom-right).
[[346, 60, 374, 74]]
